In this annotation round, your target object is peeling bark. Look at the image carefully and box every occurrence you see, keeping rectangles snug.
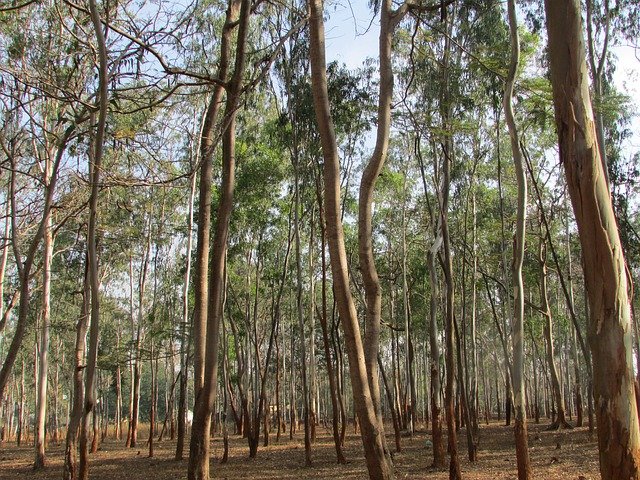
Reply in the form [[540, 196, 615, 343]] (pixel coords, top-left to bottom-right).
[[545, 1, 640, 478]]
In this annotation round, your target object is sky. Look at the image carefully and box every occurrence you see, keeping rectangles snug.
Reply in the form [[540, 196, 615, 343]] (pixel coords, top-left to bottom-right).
[[325, 0, 378, 69], [323, 1, 639, 163], [613, 45, 640, 152]]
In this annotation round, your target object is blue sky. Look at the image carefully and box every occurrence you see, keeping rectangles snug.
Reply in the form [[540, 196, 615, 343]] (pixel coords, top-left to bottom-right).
[[325, 1, 379, 69]]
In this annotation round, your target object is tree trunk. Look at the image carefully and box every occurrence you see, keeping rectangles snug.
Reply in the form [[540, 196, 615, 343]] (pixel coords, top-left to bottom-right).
[[130, 232, 151, 448], [62, 261, 90, 480], [115, 356, 122, 440], [439, 10, 461, 476], [441, 149, 461, 479], [191, 7, 235, 399], [79, 1, 107, 474], [293, 132, 312, 467], [34, 187, 53, 470], [539, 239, 571, 430], [378, 355, 402, 453], [187, 1, 249, 477], [358, 0, 408, 448], [149, 340, 156, 457], [308, 2, 393, 478], [545, 1, 640, 477], [428, 247, 446, 469], [504, 1, 531, 478], [175, 170, 196, 459], [315, 178, 347, 463]]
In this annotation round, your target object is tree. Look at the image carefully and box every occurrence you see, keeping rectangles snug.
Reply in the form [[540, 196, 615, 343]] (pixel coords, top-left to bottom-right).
[[503, 0, 531, 478], [78, 0, 108, 475], [187, 0, 250, 477], [544, 0, 640, 478], [308, 1, 393, 478]]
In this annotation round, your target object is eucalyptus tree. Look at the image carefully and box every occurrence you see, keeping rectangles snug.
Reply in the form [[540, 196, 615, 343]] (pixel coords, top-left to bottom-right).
[[76, 0, 108, 477], [357, 0, 412, 444], [538, 234, 571, 430], [277, 19, 315, 462], [0, 0, 88, 442], [308, 1, 393, 477], [190, 0, 240, 401], [175, 126, 198, 461], [503, 1, 531, 477], [188, 0, 251, 476], [545, 1, 640, 478]]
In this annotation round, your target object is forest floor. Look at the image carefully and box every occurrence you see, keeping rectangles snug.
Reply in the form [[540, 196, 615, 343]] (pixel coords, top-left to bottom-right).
[[0, 420, 599, 479]]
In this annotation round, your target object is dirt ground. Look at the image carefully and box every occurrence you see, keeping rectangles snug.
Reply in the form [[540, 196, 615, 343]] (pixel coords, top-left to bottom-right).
[[0, 421, 600, 479]]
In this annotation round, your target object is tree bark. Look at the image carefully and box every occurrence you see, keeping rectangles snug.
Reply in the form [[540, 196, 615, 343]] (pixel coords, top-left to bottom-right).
[[503, 1, 531, 478], [191, 0, 238, 400], [187, 1, 249, 477], [34, 161, 54, 470], [62, 261, 90, 480], [439, 5, 461, 477], [293, 112, 312, 467], [79, 0, 108, 475], [544, 1, 640, 477], [358, 0, 408, 447], [175, 170, 197, 460], [307, 1, 393, 478]]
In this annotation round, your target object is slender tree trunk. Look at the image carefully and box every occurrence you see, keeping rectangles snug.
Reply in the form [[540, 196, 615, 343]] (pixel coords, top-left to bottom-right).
[[316, 179, 347, 463], [187, 1, 249, 477], [539, 239, 571, 430], [308, 208, 317, 443], [131, 231, 151, 449], [115, 350, 122, 440], [90, 393, 99, 453], [441, 142, 461, 480], [79, 2, 107, 475], [503, 1, 531, 478], [358, 0, 408, 450], [416, 136, 446, 469], [175, 170, 196, 459], [191, 7, 236, 399], [34, 184, 53, 470], [293, 152, 312, 466], [62, 261, 90, 480], [428, 246, 446, 469], [378, 355, 402, 453], [439, 10, 461, 476], [545, 1, 640, 477], [566, 224, 584, 428], [17, 362, 24, 446], [308, 2, 393, 477], [149, 339, 156, 457]]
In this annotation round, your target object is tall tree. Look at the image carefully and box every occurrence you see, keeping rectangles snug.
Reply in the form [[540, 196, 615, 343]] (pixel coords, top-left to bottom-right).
[[503, 0, 531, 478], [187, 0, 250, 477], [308, 0, 394, 478], [544, 1, 640, 478], [33, 105, 56, 471], [358, 0, 407, 445], [79, 0, 108, 475], [538, 237, 571, 430]]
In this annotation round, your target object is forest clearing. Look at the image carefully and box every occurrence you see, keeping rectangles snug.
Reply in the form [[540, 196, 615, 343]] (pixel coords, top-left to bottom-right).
[[0, 422, 599, 480], [0, 0, 639, 479]]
